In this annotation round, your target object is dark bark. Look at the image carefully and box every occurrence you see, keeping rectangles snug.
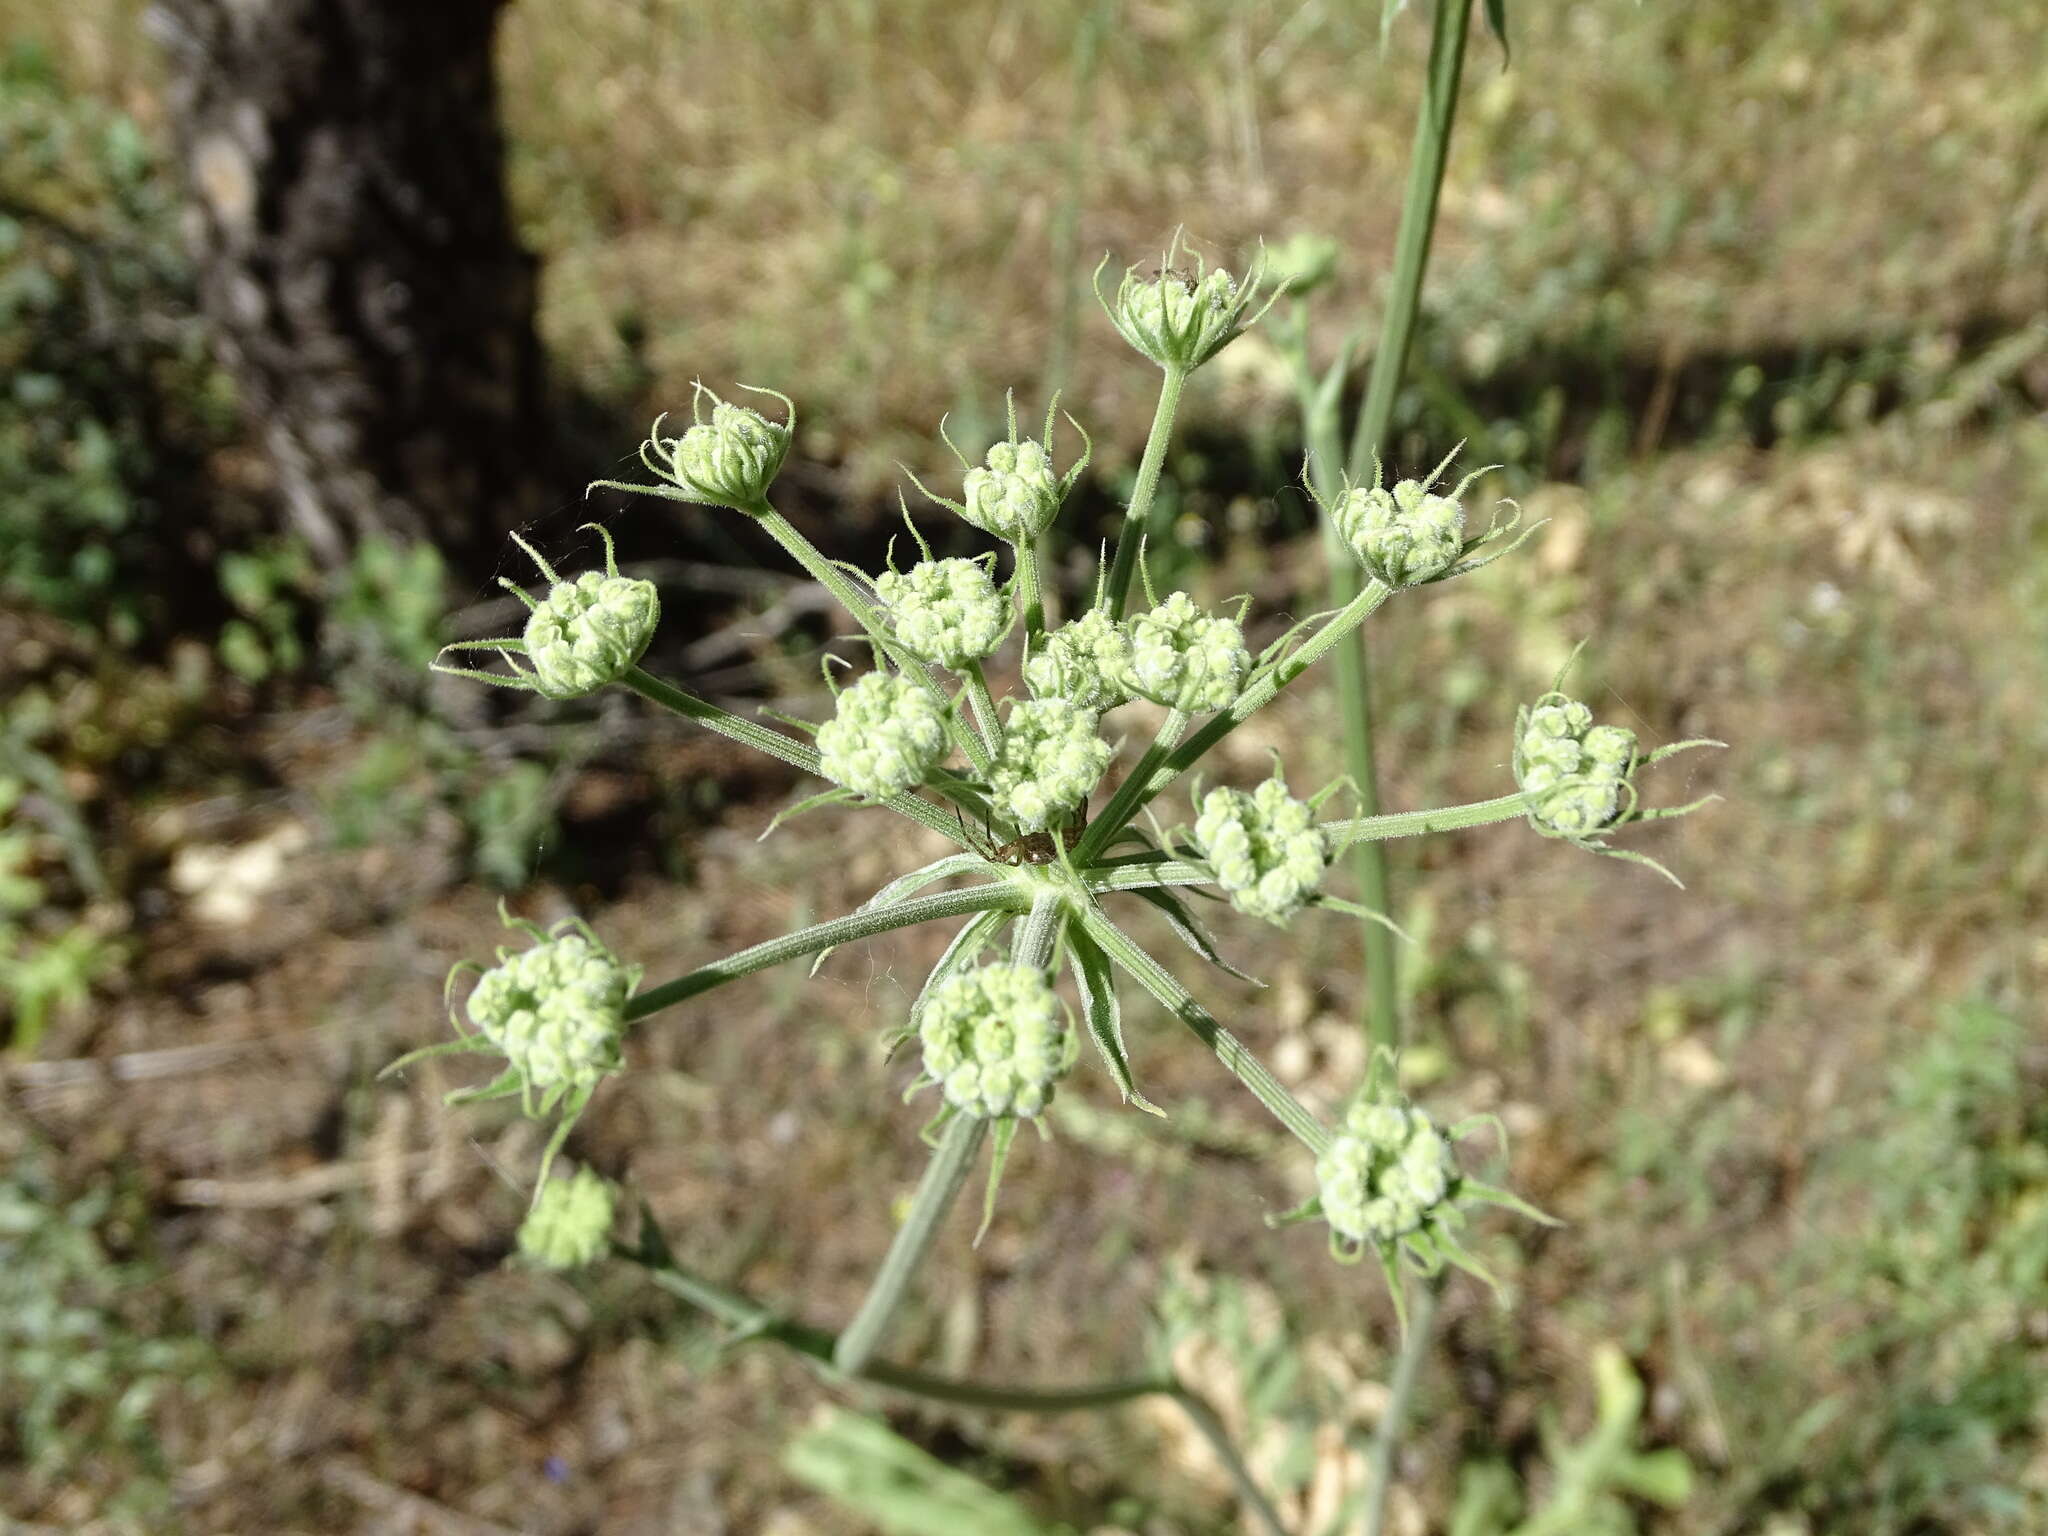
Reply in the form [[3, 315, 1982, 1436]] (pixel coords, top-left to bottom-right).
[[148, 0, 548, 570]]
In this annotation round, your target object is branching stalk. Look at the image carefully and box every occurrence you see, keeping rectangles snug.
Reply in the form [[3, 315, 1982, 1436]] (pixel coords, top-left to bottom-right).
[[1326, 0, 1476, 1049], [1098, 363, 1188, 618], [625, 883, 1024, 1023], [1362, 1278, 1443, 1536], [1078, 906, 1328, 1153]]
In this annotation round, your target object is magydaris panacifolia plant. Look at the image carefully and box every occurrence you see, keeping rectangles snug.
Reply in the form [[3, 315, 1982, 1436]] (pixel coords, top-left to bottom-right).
[[391, 228, 1717, 1526]]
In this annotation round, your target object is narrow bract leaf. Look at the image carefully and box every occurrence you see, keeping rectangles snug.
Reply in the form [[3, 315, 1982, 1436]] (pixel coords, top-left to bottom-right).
[[1484, 0, 1509, 61], [1069, 925, 1164, 1116], [1131, 886, 1266, 987]]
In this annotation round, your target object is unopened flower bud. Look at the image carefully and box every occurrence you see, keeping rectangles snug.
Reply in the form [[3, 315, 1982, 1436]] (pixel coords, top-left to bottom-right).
[[1193, 772, 1326, 924], [962, 437, 1062, 542], [518, 1166, 616, 1269], [817, 671, 949, 800], [1104, 242, 1266, 372], [876, 558, 1006, 669], [640, 385, 791, 511], [1330, 470, 1466, 588], [988, 697, 1112, 832], [466, 923, 638, 1094], [1317, 1096, 1459, 1247], [1514, 691, 1640, 839], [918, 962, 1068, 1119], [1115, 592, 1248, 713], [523, 568, 660, 699], [1024, 609, 1132, 712]]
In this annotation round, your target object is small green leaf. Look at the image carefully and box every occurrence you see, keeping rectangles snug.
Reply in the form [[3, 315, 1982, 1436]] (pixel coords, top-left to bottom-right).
[[1484, 0, 1509, 61]]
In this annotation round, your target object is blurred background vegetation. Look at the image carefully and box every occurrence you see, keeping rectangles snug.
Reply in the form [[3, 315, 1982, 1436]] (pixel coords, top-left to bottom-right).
[[1, 0, 2044, 1531]]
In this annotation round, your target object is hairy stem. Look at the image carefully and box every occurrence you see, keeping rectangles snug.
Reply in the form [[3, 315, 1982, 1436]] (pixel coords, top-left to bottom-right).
[[1362, 1278, 1443, 1536], [1327, 0, 1474, 1051], [1077, 906, 1329, 1153], [833, 1111, 990, 1375], [1014, 535, 1053, 645], [963, 660, 1004, 758], [1098, 363, 1188, 618], [1072, 708, 1187, 864], [624, 883, 1024, 1023], [620, 667, 970, 846]]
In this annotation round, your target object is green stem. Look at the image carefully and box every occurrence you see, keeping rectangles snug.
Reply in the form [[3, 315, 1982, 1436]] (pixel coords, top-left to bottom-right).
[[624, 883, 1024, 1023], [1077, 906, 1328, 1154], [1174, 1387, 1291, 1536], [1362, 1278, 1442, 1536], [1014, 536, 1053, 644], [620, 667, 970, 846], [1072, 708, 1187, 864], [963, 660, 1004, 758], [1098, 363, 1188, 619], [834, 1111, 990, 1375], [1320, 790, 1529, 848], [753, 504, 993, 778], [1326, 0, 1474, 1051]]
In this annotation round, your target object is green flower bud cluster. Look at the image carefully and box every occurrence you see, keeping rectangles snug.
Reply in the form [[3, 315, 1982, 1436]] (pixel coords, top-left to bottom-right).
[[1024, 609, 1131, 712], [918, 962, 1067, 1119], [1329, 466, 1467, 588], [1316, 1096, 1458, 1247], [1115, 592, 1249, 712], [522, 567, 660, 699], [987, 697, 1112, 832], [961, 436, 1063, 542], [876, 558, 1006, 669], [466, 924, 638, 1094], [817, 671, 949, 800], [1192, 774, 1326, 924], [518, 1166, 617, 1269], [1515, 693, 1638, 839], [1106, 257, 1256, 373], [642, 385, 791, 511]]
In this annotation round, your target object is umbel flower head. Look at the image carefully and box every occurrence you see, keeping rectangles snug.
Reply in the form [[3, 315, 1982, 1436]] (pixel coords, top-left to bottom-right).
[[1192, 769, 1327, 924], [431, 526, 659, 700], [877, 557, 1007, 670], [1115, 591, 1250, 713], [916, 961, 1069, 1120], [1097, 234, 1276, 373], [1276, 1051, 1553, 1322], [518, 1166, 617, 1270], [987, 697, 1113, 832], [1024, 608, 1132, 712], [910, 391, 1092, 545], [384, 910, 643, 1192], [816, 669, 949, 801], [1311, 445, 1534, 592], [1510, 652, 1725, 887], [588, 381, 793, 513]]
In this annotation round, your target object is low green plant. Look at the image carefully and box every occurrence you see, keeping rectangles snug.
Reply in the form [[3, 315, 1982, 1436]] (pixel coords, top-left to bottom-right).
[[0, 1143, 213, 1523], [0, 39, 234, 643], [389, 220, 1718, 1525]]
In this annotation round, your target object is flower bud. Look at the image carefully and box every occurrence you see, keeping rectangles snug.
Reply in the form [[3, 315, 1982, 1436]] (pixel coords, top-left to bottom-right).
[[1192, 772, 1326, 924], [918, 962, 1068, 1119], [1115, 591, 1249, 713], [816, 670, 949, 801], [1024, 609, 1132, 712], [962, 436, 1062, 542], [876, 557, 1006, 669], [1316, 1095, 1459, 1247], [1514, 691, 1639, 840], [988, 697, 1112, 832], [1329, 470, 1466, 588], [518, 1166, 616, 1269], [523, 567, 660, 699], [640, 384, 791, 511], [466, 922, 638, 1095], [1103, 241, 1266, 373]]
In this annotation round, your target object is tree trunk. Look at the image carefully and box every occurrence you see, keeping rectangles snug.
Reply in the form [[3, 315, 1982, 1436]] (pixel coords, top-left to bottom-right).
[[148, 0, 547, 571]]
